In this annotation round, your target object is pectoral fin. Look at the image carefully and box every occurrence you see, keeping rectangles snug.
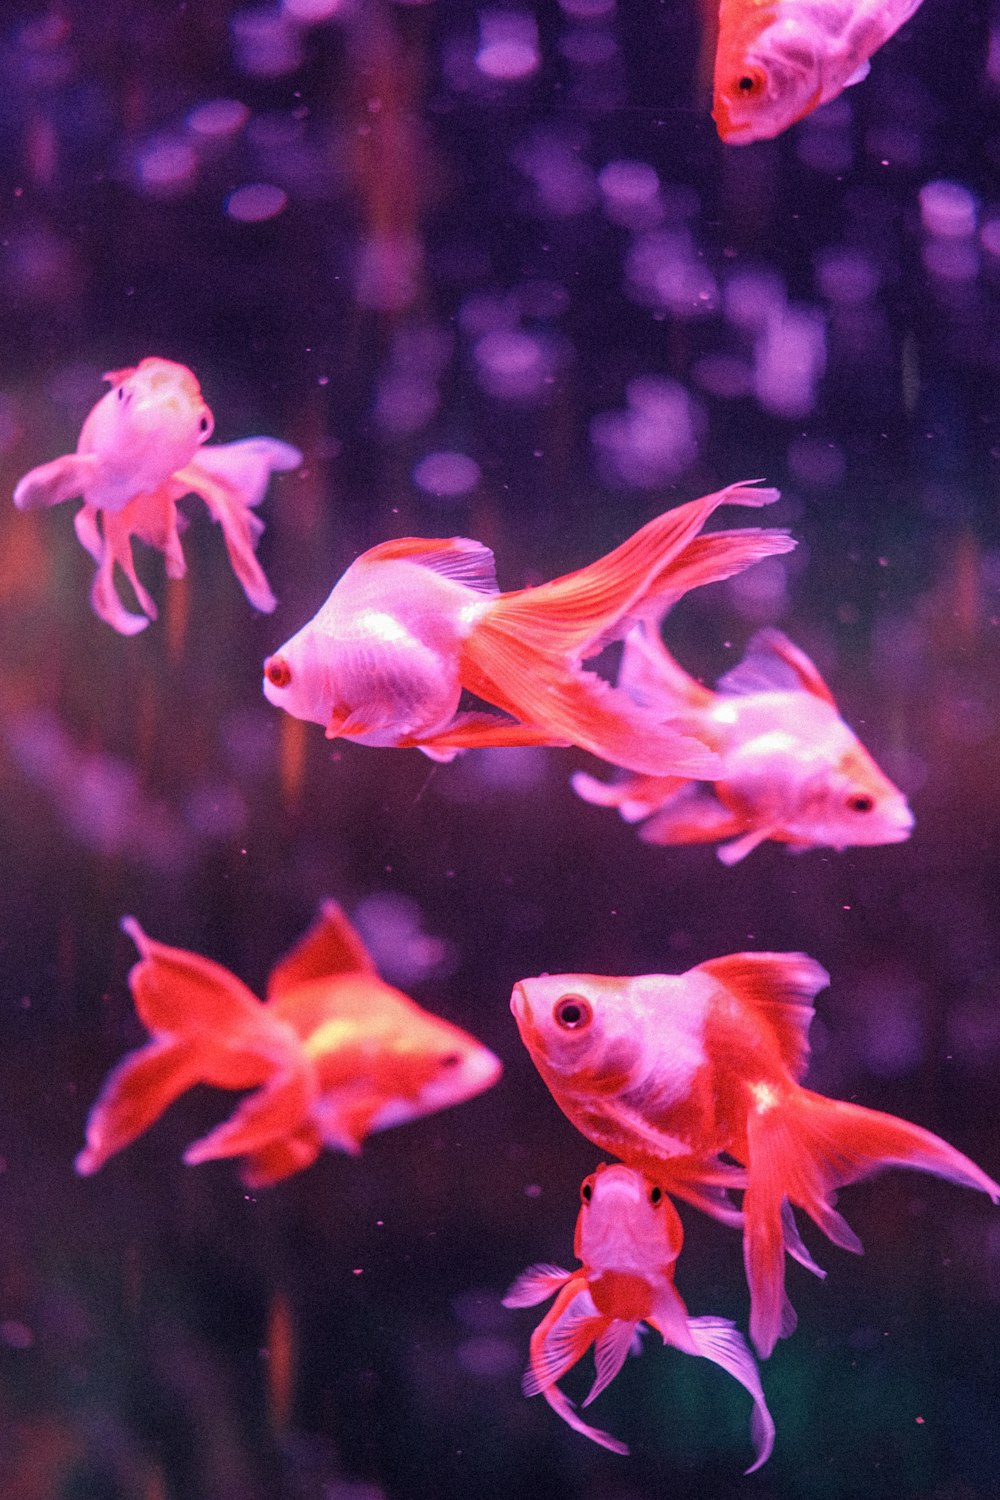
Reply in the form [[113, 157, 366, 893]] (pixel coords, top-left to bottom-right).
[[13, 453, 98, 511], [638, 783, 744, 847]]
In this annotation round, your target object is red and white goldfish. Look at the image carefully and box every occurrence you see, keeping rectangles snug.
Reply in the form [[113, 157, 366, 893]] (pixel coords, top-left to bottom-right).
[[262, 481, 794, 774], [511, 957, 999, 1357], [13, 357, 301, 635], [76, 902, 501, 1187], [572, 625, 914, 863], [503, 1163, 774, 1470], [713, 0, 924, 144]]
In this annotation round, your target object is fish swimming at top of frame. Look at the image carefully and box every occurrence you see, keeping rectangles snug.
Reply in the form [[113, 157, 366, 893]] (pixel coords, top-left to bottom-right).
[[503, 1162, 774, 1470], [571, 625, 914, 863], [510, 955, 1000, 1358], [13, 357, 301, 635], [76, 902, 501, 1187], [261, 481, 795, 776], [712, 0, 925, 143]]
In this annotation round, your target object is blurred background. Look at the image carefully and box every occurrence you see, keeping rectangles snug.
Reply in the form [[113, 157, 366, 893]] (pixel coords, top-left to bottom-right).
[[0, 0, 999, 1495]]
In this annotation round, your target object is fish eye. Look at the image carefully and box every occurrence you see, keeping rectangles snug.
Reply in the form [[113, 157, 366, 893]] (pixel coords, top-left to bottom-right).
[[439, 1052, 461, 1069], [649, 1185, 663, 1206], [554, 995, 592, 1031], [264, 655, 292, 689], [847, 792, 875, 813], [736, 69, 765, 95], [581, 1180, 593, 1203], [199, 415, 210, 433]]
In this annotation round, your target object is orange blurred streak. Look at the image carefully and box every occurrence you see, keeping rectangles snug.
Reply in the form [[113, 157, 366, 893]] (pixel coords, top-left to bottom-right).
[[266, 1289, 296, 1433], [279, 713, 308, 814], [0, 512, 53, 608], [165, 574, 190, 669]]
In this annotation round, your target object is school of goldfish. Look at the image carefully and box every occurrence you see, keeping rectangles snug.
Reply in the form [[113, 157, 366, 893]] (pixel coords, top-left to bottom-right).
[[10, 327, 993, 1472]]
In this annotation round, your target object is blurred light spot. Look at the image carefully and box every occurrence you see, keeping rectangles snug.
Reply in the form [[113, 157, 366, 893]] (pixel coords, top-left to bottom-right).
[[922, 239, 979, 282], [691, 354, 752, 399], [456, 1335, 520, 1378], [919, 179, 978, 239], [559, 27, 617, 65], [135, 136, 198, 198], [591, 377, 700, 488], [183, 784, 248, 839], [598, 159, 662, 229], [187, 99, 250, 138], [513, 131, 597, 218], [225, 182, 288, 222], [514, 279, 570, 320], [231, 7, 303, 76], [453, 1288, 507, 1331], [475, 9, 540, 79], [851, 974, 926, 1078], [473, 329, 557, 401], [626, 230, 718, 317], [0, 1321, 34, 1350], [436, 746, 549, 802], [373, 376, 438, 436], [753, 306, 826, 420], [786, 435, 845, 488], [724, 268, 786, 330], [726, 558, 788, 621], [352, 893, 456, 985], [283, 0, 348, 17], [815, 247, 879, 305], [458, 290, 520, 338], [979, 214, 1000, 257], [413, 451, 481, 499]]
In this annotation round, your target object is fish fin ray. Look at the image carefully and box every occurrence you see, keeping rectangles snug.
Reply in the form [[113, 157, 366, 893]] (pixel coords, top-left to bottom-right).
[[693, 952, 829, 1079], [240, 1126, 323, 1187], [618, 625, 714, 711], [717, 628, 837, 706], [524, 1283, 602, 1395], [502, 1265, 572, 1309], [583, 1320, 638, 1406], [684, 1316, 775, 1472], [13, 454, 98, 511], [266, 901, 377, 1001], [175, 461, 277, 612], [75, 1036, 203, 1175], [639, 784, 745, 847], [121, 916, 265, 1035], [361, 536, 500, 594], [406, 712, 569, 755], [184, 1059, 315, 1164]]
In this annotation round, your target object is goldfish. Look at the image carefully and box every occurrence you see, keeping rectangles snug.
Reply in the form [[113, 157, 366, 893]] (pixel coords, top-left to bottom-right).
[[503, 1163, 774, 1470], [262, 481, 795, 774], [712, 0, 924, 144], [76, 902, 501, 1187], [572, 625, 914, 863], [13, 357, 301, 635], [510, 956, 999, 1357]]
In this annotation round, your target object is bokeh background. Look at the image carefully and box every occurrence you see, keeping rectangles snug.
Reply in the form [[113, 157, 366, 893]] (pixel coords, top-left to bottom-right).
[[0, 0, 999, 1495]]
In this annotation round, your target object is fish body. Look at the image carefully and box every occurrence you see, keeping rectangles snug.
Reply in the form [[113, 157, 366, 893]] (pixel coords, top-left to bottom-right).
[[503, 1163, 774, 1469], [263, 481, 796, 775], [510, 958, 999, 1357], [76, 902, 501, 1188], [13, 357, 301, 634], [713, 0, 924, 143], [572, 626, 914, 863]]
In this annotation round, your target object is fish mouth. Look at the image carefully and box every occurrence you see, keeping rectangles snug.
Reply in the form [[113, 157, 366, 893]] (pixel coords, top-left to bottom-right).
[[509, 982, 527, 1023]]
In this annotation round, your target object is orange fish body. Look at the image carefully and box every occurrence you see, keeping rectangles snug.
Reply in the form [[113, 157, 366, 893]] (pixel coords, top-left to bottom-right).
[[262, 481, 795, 776], [573, 625, 914, 862], [713, 0, 924, 143], [76, 902, 501, 1188], [511, 958, 999, 1357], [503, 1163, 774, 1469], [13, 357, 300, 634]]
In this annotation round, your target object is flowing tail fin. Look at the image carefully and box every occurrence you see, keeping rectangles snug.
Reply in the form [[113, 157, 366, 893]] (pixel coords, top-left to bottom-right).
[[76, 918, 301, 1175], [684, 1317, 775, 1473], [743, 1086, 1000, 1357], [461, 483, 785, 776]]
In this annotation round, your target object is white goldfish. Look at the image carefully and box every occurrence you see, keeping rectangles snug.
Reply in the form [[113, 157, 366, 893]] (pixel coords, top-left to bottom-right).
[[76, 902, 501, 1187], [503, 1163, 774, 1469], [511, 958, 999, 1357], [713, 0, 925, 144], [13, 357, 301, 634], [262, 481, 795, 774], [572, 625, 914, 863]]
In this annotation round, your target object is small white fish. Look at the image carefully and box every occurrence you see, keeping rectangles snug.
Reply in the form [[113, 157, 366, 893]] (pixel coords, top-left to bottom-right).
[[13, 357, 300, 634], [572, 625, 914, 863]]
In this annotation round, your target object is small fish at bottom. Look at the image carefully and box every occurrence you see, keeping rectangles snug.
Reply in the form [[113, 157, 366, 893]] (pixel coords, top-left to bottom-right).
[[76, 901, 501, 1186], [503, 1163, 774, 1469]]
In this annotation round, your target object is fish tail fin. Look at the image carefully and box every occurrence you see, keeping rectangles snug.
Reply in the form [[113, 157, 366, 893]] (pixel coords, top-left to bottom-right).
[[178, 438, 301, 614], [239, 1126, 323, 1188], [684, 1316, 775, 1473], [75, 504, 158, 636], [744, 1087, 1000, 1356], [75, 1036, 203, 1175], [524, 1281, 629, 1454]]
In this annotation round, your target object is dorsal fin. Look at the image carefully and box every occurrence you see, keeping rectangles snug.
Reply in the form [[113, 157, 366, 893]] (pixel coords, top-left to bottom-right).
[[717, 629, 837, 707], [361, 536, 499, 594], [266, 901, 378, 1001], [694, 953, 829, 1080], [619, 626, 714, 712]]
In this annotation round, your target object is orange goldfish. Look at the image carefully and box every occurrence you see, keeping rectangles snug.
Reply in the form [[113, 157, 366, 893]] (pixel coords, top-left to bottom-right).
[[504, 1163, 774, 1470], [713, 0, 924, 144], [13, 357, 301, 635], [511, 956, 999, 1357], [76, 902, 501, 1187], [572, 625, 914, 863], [262, 481, 795, 774]]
